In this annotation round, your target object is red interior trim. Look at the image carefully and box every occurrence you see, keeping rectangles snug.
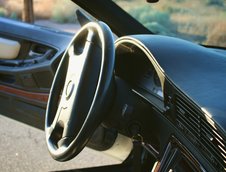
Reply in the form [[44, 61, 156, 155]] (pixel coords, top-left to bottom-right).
[[0, 84, 49, 103]]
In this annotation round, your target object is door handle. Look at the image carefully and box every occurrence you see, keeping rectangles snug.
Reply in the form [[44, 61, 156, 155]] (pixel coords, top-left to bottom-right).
[[0, 49, 55, 67]]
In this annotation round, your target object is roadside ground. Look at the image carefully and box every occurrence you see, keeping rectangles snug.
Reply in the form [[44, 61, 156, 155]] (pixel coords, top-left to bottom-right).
[[0, 115, 119, 172]]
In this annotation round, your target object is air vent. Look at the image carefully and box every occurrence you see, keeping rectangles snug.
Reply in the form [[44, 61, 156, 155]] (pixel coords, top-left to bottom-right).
[[175, 95, 226, 171]]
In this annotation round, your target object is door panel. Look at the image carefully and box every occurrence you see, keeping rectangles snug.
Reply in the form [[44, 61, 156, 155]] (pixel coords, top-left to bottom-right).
[[0, 17, 73, 129]]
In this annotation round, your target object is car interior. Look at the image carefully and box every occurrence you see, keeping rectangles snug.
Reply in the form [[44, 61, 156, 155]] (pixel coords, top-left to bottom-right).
[[0, 0, 225, 171]]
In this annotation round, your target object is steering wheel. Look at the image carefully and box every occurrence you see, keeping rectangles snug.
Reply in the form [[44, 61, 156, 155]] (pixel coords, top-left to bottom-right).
[[45, 22, 115, 161]]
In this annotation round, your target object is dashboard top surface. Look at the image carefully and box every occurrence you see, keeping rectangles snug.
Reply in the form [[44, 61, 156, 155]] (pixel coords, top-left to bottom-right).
[[115, 35, 226, 133]]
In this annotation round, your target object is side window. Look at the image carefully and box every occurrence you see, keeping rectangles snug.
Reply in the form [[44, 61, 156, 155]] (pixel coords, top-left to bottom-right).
[[0, 0, 80, 33], [0, 1, 21, 20]]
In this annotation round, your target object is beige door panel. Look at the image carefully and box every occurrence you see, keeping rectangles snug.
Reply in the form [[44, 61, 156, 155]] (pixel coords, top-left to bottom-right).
[[0, 37, 21, 60]]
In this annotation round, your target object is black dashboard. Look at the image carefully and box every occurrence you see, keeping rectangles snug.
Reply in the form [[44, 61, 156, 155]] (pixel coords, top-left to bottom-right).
[[113, 35, 226, 172]]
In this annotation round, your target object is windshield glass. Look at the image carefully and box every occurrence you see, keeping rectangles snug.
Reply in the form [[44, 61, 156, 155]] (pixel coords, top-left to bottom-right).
[[113, 0, 226, 47]]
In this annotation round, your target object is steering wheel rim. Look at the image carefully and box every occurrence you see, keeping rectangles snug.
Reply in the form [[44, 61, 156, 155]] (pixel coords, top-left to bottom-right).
[[45, 22, 115, 161]]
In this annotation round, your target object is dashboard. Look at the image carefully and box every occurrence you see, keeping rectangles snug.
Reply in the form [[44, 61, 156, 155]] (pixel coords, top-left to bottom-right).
[[136, 65, 163, 99], [113, 36, 226, 172], [115, 41, 163, 101]]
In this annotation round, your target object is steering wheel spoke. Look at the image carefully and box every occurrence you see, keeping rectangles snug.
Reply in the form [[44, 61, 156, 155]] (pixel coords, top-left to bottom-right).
[[64, 29, 95, 98], [46, 106, 66, 139]]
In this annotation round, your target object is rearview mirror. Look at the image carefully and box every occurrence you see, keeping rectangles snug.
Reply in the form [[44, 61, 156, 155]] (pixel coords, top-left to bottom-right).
[[146, 0, 159, 3]]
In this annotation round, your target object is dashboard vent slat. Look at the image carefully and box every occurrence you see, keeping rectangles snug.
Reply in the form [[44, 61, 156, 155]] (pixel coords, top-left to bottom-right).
[[175, 95, 226, 171], [176, 112, 200, 137], [176, 106, 200, 131]]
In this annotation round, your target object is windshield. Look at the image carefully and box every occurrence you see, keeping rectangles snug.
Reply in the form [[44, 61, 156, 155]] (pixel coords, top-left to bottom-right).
[[113, 0, 226, 48]]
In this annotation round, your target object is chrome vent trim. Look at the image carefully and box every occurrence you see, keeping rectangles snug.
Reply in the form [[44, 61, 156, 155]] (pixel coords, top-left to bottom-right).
[[175, 95, 226, 171]]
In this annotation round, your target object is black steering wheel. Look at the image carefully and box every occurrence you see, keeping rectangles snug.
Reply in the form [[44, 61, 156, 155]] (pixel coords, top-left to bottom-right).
[[45, 22, 115, 161]]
